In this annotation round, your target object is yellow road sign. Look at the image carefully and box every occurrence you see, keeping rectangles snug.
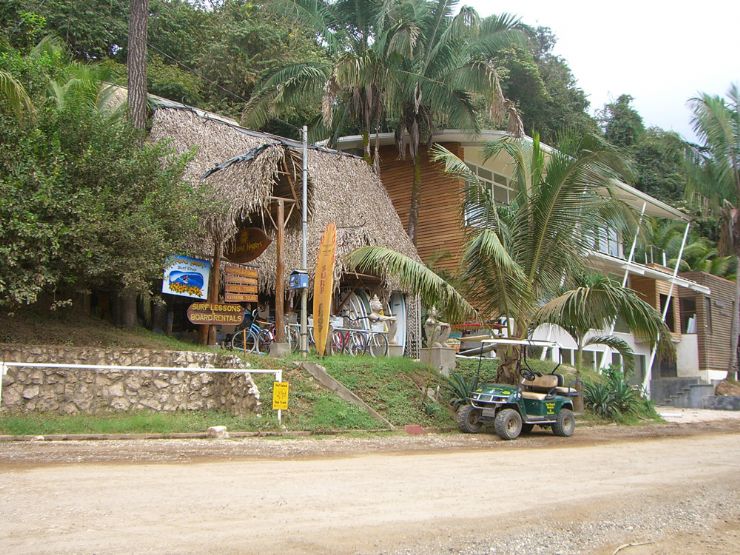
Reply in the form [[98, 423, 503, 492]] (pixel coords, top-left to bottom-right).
[[272, 381, 289, 410]]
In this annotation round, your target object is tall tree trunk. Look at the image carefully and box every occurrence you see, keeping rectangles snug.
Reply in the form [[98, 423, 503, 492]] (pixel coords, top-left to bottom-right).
[[127, 0, 149, 132], [406, 155, 422, 245], [574, 338, 585, 413]]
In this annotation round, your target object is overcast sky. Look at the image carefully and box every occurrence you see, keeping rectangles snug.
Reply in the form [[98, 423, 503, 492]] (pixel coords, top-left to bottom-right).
[[464, 0, 739, 142]]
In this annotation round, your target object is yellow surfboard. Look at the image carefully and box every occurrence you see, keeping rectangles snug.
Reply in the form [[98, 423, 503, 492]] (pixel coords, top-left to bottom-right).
[[313, 222, 337, 356]]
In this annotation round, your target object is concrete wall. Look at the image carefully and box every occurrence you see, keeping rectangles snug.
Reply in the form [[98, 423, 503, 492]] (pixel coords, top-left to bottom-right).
[[0, 345, 260, 415], [676, 334, 700, 377]]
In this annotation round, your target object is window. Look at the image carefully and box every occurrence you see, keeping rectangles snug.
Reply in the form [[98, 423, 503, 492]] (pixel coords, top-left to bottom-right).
[[464, 163, 514, 225], [680, 297, 697, 334], [660, 294, 676, 333], [705, 296, 712, 334], [587, 226, 622, 258]]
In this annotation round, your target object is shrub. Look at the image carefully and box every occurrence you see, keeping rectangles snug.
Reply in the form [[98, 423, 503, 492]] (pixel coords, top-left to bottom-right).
[[583, 366, 656, 422], [443, 372, 479, 408]]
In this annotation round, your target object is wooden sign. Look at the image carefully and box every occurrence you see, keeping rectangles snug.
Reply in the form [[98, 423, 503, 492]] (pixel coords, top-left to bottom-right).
[[225, 266, 258, 278], [225, 293, 258, 303], [187, 303, 245, 325], [312, 223, 337, 356], [224, 227, 271, 263], [224, 266, 259, 303]]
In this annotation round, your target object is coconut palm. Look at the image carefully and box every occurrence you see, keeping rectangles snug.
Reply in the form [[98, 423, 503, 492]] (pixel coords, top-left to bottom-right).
[[385, 1, 525, 243], [532, 273, 673, 375], [688, 84, 740, 376], [243, 0, 394, 167], [349, 131, 671, 384]]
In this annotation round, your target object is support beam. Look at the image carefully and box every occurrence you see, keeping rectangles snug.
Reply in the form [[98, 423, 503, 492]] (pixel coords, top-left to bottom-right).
[[643, 222, 690, 396], [599, 201, 647, 370], [275, 199, 285, 342]]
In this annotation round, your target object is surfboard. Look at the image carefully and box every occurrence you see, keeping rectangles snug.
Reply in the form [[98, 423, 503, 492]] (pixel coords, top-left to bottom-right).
[[312, 223, 337, 356]]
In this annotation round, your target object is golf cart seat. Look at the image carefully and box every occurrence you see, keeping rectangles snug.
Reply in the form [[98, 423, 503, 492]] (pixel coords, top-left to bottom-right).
[[552, 373, 579, 396], [520, 374, 558, 400]]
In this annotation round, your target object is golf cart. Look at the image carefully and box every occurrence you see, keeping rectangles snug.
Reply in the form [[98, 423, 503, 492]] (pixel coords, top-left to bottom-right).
[[456, 338, 579, 440]]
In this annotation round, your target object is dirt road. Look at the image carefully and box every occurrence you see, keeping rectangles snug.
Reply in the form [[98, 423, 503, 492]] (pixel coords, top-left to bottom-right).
[[2, 426, 739, 554]]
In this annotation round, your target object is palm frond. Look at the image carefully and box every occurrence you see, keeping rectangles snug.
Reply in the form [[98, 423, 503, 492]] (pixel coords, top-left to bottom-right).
[[346, 245, 476, 322], [584, 334, 635, 373]]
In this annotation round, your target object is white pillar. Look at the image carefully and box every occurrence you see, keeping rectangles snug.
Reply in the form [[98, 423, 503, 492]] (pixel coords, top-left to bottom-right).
[[643, 222, 690, 396]]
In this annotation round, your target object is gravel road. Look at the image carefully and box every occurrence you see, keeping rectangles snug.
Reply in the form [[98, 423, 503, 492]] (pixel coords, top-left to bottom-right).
[[1, 420, 739, 554]]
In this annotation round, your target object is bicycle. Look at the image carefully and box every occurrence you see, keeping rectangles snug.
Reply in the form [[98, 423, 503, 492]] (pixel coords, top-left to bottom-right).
[[231, 310, 274, 354], [336, 314, 389, 357]]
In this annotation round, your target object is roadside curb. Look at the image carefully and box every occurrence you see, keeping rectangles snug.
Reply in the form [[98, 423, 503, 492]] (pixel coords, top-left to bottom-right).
[[0, 428, 458, 442]]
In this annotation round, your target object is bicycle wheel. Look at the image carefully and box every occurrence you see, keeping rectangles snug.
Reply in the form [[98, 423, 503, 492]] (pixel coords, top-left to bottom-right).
[[367, 333, 389, 357], [349, 330, 367, 357], [257, 329, 273, 355], [231, 329, 258, 353], [330, 329, 345, 355]]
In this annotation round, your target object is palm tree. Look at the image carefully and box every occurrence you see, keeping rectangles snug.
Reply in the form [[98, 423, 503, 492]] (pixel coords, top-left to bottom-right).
[[533, 273, 673, 376], [688, 84, 740, 376], [243, 0, 394, 167], [385, 1, 525, 243], [349, 132, 671, 384], [0, 70, 34, 119]]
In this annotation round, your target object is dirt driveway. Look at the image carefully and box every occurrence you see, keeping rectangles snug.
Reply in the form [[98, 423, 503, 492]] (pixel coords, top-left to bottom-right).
[[2, 421, 739, 554]]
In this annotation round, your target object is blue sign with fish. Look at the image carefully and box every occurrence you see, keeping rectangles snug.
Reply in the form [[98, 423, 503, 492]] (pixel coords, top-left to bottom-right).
[[162, 255, 211, 299]]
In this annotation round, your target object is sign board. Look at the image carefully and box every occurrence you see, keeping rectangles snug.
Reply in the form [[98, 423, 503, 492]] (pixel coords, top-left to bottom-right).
[[272, 381, 289, 410], [225, 293, 259, 303], [186, 303, 245, 326], [224, 227, 272, 263], [224, 266, 259, 303], [312, 223, 337, 356], [162, 255, 211, 300]]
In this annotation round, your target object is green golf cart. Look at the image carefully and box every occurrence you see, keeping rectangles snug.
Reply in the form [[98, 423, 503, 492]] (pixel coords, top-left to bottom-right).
[[456, 338, 579, 440]]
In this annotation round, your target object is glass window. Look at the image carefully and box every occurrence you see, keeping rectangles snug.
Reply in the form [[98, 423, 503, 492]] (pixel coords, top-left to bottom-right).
[[493, 184, 508, 204], [493, 172, 508, 186], [705, 296, 712, 334], [680, 297, 697, 334], [478, 167, 493, 181]]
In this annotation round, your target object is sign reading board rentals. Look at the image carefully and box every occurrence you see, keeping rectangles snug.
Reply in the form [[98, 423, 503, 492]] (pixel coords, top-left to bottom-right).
[[162, 255, 211, 300], [272, 381, 290, 410], [186, 303, 245, 326], [224, 265, 259, 303], [224, 227, 272, 264]]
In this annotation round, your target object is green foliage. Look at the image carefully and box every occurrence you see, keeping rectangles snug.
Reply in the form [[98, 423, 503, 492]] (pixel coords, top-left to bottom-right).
[[583, 367, 658, 423], [500, 26, 599, 143], [443, 372, 479, 408], [0, 410, 273, 435], [0, 46, 204, 306], [320, 354, 452, 428], [599, 94, 645, 148]]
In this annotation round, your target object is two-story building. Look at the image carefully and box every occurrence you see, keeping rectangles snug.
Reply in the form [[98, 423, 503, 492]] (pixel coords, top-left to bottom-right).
[[334, 130, 734, 399]]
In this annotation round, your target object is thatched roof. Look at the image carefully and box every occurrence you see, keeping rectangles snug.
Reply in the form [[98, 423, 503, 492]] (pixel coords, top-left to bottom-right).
[[149, 104, 419, 295]]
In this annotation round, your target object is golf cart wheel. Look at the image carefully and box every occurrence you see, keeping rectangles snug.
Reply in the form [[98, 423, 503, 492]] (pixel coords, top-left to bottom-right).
[[456, 405, 482, 433], [553, 408, 575, 437], [521, 423, 534, 434], [494, 408, 523, 440]]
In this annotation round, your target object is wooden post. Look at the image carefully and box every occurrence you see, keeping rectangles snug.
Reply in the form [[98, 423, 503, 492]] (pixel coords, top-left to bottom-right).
[[200, 239, 222, 345], [275, 199, 286, 342]]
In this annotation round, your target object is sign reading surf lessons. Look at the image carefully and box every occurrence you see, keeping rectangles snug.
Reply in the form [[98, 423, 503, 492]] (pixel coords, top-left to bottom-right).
[[186, 303, 245, 326], [312, 223, 337, 357], [224, 265, 259, 303], [224, 227, 272, 264]]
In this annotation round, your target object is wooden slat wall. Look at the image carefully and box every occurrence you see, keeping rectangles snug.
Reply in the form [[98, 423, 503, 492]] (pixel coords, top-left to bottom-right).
[[681, 272, 735, 372], [378, 143, 466, 274]]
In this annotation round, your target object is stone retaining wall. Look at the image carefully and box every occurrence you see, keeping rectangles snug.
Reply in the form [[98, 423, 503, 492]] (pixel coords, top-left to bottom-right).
[[0, 345, 260, 415]]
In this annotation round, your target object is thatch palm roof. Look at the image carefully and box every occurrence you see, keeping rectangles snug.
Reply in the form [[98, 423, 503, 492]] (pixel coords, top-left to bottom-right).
[[149, 104, 419, 295]]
